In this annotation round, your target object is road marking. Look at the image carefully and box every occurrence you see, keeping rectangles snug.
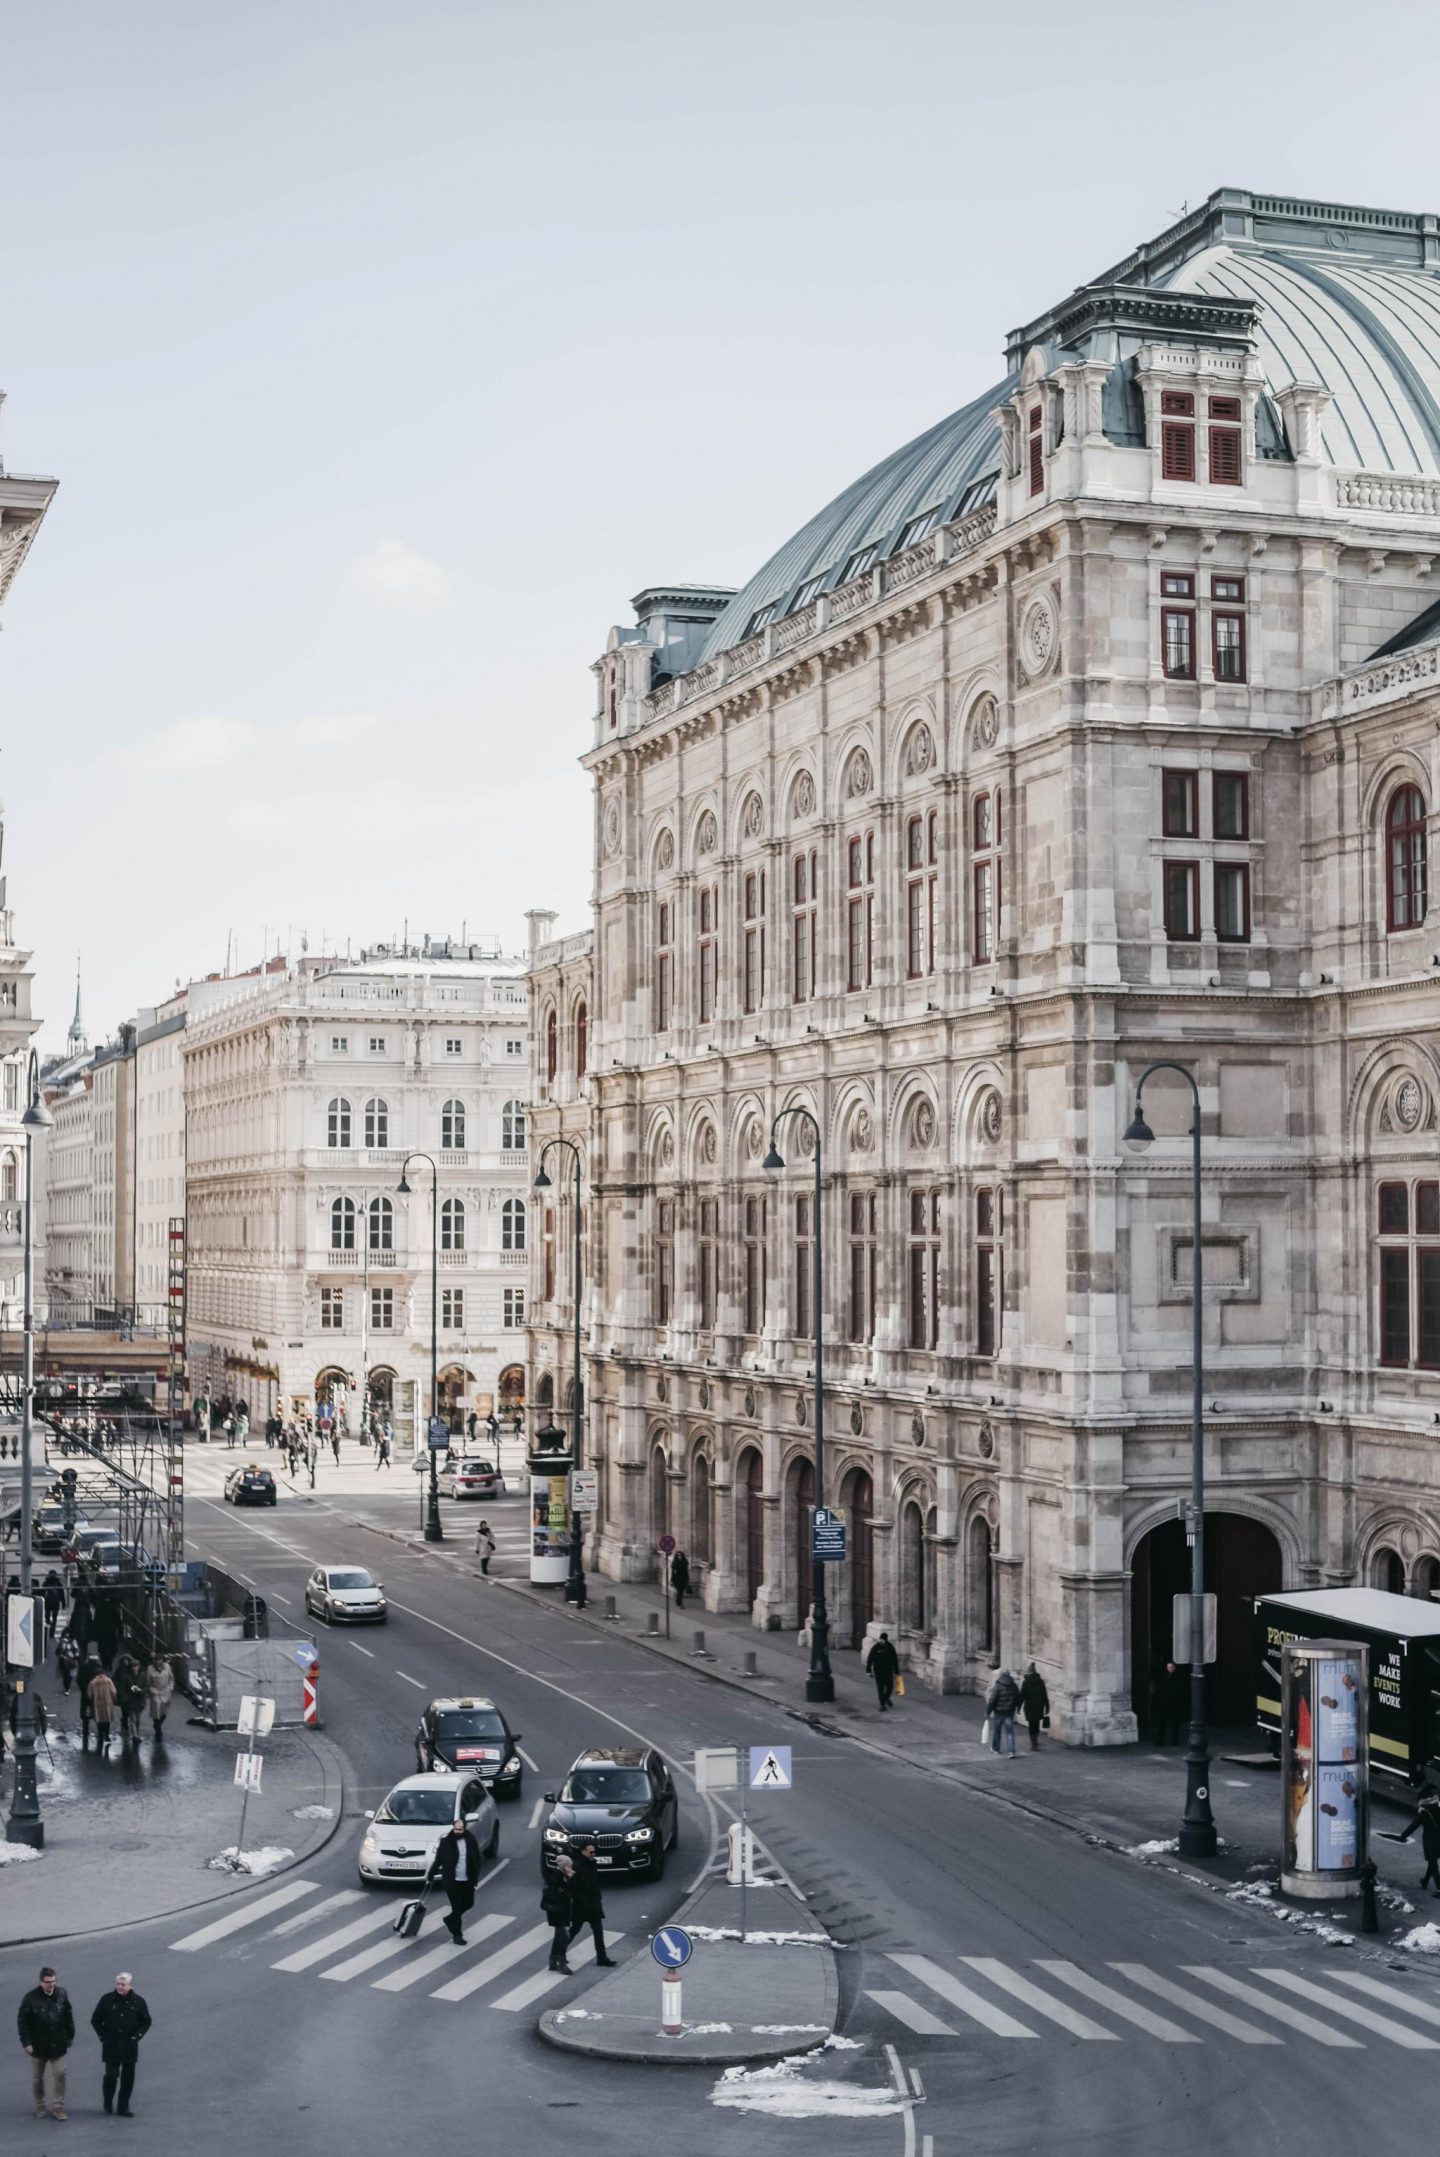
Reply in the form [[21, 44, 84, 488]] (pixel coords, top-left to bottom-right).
[[866, 1990, 956, 2037], [960, 1958, 1117, 2041], [267, 1891, 365, 1937], [883, 2044, 907, 2094], [527, 1799, 544, 1831], [1329, 1970, 1440, 2027], [1251, 1967, 1438, 2048], [1107, 1965, 1281, 2043], [908, 2067, 925, 2098], [273, 1907, 398, 1973], [518, 1745, 539, 1772], [429, 1922, 555, 2002], [371, 1911, 514, 1992], [269, 1592, 292, 1606], [888, 1956, 1037, 2038], [491, 1928, 623, 2011], [396, 1670, 425, 1688], [1184, 1968, 1361, 2047], [1035, 1961, 1200, 2042], [170, 1880, 319, 1950], [350, 1643, 376, 1658], [322, 1931, 420, 1983]]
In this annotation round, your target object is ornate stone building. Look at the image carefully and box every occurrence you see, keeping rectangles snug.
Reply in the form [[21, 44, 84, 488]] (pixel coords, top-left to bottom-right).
[[530, 189, 1440, 1739]]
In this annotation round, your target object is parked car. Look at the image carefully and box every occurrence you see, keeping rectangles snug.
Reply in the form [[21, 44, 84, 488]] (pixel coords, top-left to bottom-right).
[[357, 1771, 499, 1887], [439, 1457, 506, 1501], [304, 1564, 387, 1625], [32, 1505, 91, 1553], [540, 1746, 679, 1881], [224, 1465, 278, 1507], [73, 1531, 128, 1578], [415, 1695, 524, 1798]]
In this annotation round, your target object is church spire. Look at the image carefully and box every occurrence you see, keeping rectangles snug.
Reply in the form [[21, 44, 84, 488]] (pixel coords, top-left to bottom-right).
[[67, 958, 86, 1055]]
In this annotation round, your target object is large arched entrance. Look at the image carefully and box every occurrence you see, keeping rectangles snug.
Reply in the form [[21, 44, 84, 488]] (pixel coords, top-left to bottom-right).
[[788, 1456, 815, 1627], [739, 1449, 764, 1608], [498, 1364, 526, 1426], [839, 1467, 874, 1647], [1130, 1511, 1282, 1733], [437, 1363, 472, 1432]]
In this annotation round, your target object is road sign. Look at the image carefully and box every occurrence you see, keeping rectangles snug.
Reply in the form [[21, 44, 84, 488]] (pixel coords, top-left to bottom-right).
[[657, 1533, 676, 1555], [290, 1641, 318, 1669], [233, 1751, 263, 1792], [1172, 1592, 1218, 1665], [569, 1469, 599, 1510], [749, 1745, 793, 1790], [237, 1695, 276, 1738], [427, 1417, 451, 1450], [694, 1746, 739, 1791], [5, 1593, 37, 1668], [811, 1507, 847, 1562], [651, 1925, 693, 1969]]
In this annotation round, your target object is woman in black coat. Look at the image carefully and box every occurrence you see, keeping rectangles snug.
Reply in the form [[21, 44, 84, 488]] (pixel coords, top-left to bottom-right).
[[431, 1819, 484, 1944], [541, 1857, 576, 1972], [1018, 1663, 1050, 1750]]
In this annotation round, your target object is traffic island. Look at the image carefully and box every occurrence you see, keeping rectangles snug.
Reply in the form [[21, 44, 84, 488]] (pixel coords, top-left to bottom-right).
[[538, 1877, 837, 2066]]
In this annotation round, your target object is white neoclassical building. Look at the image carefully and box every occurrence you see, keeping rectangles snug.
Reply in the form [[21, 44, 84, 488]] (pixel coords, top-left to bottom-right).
[[185, 941, 532, 1440], [528, 187, 1440, 1740]]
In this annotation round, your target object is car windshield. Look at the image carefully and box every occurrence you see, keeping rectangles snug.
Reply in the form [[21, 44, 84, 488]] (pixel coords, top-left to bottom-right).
[[378, 1790, 454, 1825], [458, 1461, 495, 1473], [437, 1710, 506, 1741], [563, 1768, 653, 1803], [328, 1570, 375, 1590]]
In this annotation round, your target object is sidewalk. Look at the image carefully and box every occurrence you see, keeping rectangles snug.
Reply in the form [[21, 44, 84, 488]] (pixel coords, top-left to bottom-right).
[[0, 1706, 345, 1946], [539, 1876, 837, 2064]]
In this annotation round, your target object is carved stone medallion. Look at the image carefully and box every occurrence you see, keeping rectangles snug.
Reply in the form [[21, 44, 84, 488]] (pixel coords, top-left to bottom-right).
[[696, 809, 718, 858], [602, 797, 622, 858], [978, 1420, 995, 1459], [1018, 591, 1059, 681], [850, 1403, 863, 1435], [904, 723, 934, 776], [744, 1387, 757, 1418], [743, 792, 765, 839], [792, 771, 816, 818], [1396, 1077, 1424, 1132], [656, 827, 675, 871], [981, 1089, 1003, 1144], [911, 1099, 936, 1150], [845, 749, 872, 798]]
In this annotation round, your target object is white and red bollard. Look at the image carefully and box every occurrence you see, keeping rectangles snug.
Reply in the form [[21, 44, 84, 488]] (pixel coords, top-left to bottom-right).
[[303, 1660, 320, 1726], [661, 1975, 683, 2037]]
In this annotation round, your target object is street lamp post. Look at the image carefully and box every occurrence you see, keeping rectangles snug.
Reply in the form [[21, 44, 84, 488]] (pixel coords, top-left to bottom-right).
[[764, 1106, 834, 1705], [534, 1140, 586, 1606], [1124, 1061, 1217, 1861], [397, 1153, 443, 1544], [8, 1049, 52, 1847]]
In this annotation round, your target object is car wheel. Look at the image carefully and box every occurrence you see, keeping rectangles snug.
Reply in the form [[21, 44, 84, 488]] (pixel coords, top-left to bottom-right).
[[500, 1778, 522, 1804]]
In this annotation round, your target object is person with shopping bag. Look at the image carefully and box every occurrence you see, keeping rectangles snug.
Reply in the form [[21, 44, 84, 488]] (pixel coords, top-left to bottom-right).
[[985, 1667, 1020, 1758]]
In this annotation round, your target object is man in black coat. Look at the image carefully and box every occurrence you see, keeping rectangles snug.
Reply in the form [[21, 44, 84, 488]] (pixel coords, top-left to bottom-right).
[[90, 1974, 151, 2116], [432, 1818, 484, 1944], [18, 1965, 75, 2120], [1018, 1662, 1050, 1750], [864, 1631, 901, 1710], [669, 1550, 691, 1610], [541, 1855, 576, 1972], [566, 1843, 616, 1966]]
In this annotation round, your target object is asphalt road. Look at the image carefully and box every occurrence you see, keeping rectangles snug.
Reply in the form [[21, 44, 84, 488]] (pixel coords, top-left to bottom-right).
[[5, 1467, 1439, 2155]]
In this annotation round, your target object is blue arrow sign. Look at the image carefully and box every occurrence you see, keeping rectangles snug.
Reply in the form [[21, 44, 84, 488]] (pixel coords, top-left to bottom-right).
[[651, 1925, 693, 1969], [291, 1641, 318, 1668]]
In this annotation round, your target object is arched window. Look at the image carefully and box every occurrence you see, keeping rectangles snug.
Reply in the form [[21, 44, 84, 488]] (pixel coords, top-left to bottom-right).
[[0, 1154, 15, 1201], [330, 1197, 357, 1250], [502, 1099, 526, 1152], [1412, 1554, 1440, 1603], [545, 1008, 558, 1083], [575, 1002, 588, 1078], [327, 1098, 352, 1148], [368, 1196, 393, 1251], [901, 1499, 927, 1633], [364, 1097, 389, 1149], [690, 1450, 712, 1567], [1387, 785, 1428, 931], [536, 1371, 554, 1409], [441, 1099, 466, 1150], [1371, 1544, 1405, 1595], [502, 1197, 526, 1252], [968, 1515, 994, 1653], [441, 1196, 466, 1251]]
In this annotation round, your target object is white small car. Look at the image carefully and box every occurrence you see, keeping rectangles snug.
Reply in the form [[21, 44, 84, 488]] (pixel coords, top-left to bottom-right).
[[305, 1564, 388, 1625], [358, 1771, 499, 1887]]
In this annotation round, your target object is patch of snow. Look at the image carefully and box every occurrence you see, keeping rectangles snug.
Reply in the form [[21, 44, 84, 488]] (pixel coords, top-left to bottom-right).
[[208, 1844, 295, 1877], [752, 2024, 829, 2034], [713, 2057, 909, 2119], [1400, 1921, 1440, 1955], [555, 2010, 600, 2022], [687, 1925, 829, 1945], [1377, 1885, 1415, 1914], [685, 2022, 735, 2035], [1128, 1838, 1179, 1856], [290, 1804, 334, 1820], [822, 2035, 863, 2051], [1224, 1879, 1353, 1946], [0, 1842, 43, 1865]]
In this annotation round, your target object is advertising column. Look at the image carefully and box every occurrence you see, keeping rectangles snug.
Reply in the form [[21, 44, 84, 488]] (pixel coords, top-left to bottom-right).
[[1281, 1638, 1368, 1899], [528, 1439, 573, 1587]]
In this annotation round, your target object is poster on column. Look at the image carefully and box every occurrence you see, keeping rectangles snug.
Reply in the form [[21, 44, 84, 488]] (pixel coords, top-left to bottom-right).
[[1314, 1657, 1361, 1761]]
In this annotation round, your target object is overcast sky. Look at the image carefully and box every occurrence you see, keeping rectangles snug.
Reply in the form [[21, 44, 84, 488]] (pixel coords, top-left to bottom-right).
[[4, 0, 1438, 1047]]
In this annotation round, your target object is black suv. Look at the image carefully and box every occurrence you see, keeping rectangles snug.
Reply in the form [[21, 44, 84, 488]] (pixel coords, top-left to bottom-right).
[[224, 1466, 278, 1507], [541, 1747, 679, 1881], [414, 1696, 524, 1800]]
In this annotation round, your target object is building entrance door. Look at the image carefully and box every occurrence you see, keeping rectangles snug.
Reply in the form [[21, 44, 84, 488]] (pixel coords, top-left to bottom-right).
[[1131, 1511, 1282, 1735]]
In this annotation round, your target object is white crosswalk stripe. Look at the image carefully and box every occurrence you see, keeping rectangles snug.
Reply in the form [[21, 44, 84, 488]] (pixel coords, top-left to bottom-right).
[[887, 1955, 1039, 2037], [1107, 1964, 1281, 2043], [1250, 1968, 1439, 2049], [429, 1922, 559, 2002], [1328, 1970, 1440, 2028], [372, 1913, 515, 1992], [170, 1881, 319, 1951], [491, 1929, 624, 2011], [273, 1906, 401, 1973], [866, 1989, 956, 2037], [268, 1890, 365, 1938], [1034, 1961, 1199, 2042], [1183, 1968, 1362, 2047], [960, 1958, 1118, 2041]]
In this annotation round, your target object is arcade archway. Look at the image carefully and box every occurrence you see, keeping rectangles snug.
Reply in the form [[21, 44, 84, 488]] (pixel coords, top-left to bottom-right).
[[1130, 1511, 1282, 1734]]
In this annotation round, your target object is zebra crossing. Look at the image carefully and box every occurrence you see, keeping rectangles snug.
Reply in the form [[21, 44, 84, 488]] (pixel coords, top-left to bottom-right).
[[868, 1953, 1440, 2051], [168, 1875, 620, 2012]]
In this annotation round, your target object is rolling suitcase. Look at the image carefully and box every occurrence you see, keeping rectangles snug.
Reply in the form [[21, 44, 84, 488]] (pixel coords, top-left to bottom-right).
[[394, 1895, 427, 1940]]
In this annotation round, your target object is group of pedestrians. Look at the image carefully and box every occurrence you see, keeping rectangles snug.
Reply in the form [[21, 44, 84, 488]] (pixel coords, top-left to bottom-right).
[[17, 1968, 152, 2120], [75, 1643, 174, 1754], [540, 1845, 616, 1974], [984, 1663, 1051, 1756]]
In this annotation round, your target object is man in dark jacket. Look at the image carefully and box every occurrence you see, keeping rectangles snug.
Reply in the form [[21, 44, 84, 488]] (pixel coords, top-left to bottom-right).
[[431, 1818, 484, 1944], [986, 1668, 1020, 1757], [566, 1843, 616, 1966], [865, 1631, 901, 1710], [541, 1855, 576, 1972], [18, 1966, 75, 2119], [90, 1974, 151, 2116], [669, 1550, 691, 1610], [1154, 1660, 1187, 1747], [1019, 1662, 1050, 1750]]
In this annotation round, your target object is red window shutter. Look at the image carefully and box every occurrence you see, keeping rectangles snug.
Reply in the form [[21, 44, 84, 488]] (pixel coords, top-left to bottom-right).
[[1208, 396, 1241, 421], [1028, 428, 1044, 496], [1161, 390, 1195, 416], [1209, 425, 1242, 485], [1161, 422, 1196, 482]]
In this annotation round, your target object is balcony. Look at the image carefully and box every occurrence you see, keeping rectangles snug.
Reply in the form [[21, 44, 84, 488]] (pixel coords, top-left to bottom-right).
[[499, 1250, 526, 1267]]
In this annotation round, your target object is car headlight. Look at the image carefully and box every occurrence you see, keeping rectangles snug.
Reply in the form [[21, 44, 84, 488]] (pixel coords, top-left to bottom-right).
[[499, 1756, 520, 1774], [361, 1834, 378, 1853], [543, 1827, 570, 1844], [625, 1827, 654, 1842]]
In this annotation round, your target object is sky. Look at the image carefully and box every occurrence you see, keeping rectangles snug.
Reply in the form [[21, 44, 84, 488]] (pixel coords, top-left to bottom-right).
[[4, 0, 1440, 1048]]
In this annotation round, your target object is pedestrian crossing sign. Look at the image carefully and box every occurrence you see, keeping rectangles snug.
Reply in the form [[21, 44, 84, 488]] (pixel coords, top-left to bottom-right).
[[748, 1745, 792, 1789]]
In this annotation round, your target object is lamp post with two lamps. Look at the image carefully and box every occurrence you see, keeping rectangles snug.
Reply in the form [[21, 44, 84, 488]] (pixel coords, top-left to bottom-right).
[[533, 1140, 586, 1606], [763, 1105, 834, 1704], [1123, 1060, 1217, 1861], [397, 1152, 443, 1544], [7, 1049, 52, 1848]]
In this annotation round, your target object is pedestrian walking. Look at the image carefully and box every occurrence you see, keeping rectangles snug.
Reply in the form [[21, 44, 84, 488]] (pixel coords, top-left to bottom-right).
[[669, 1549, 691, 1610], [1153, 1659, 1186, 1747], [431, 1817, 483, 1944], [223, 1414, 236, 1449], [474, 1519, 496, 1575], [542, 1856, 575, 1972], [865, 1629, 901, 1711], [113, 1654, 144, 1747], [17, 1964, 75, 2120], [330, 1427, 341, 1466], [466, 1409, 478, 1443], [146, 1653, 174, 1742], [985, 1667, 1020, 1758], [56, 1630, 79, 1696], [87, 1665, 117, 1754], [192, 1392, 209, 1440], [90, 1975, 150, 2117], [375, 1432, 391, 1470], [307, 1436, 318, 1489], [41, 1569, 65, 1634], [77, 1647, 101, 1748], [1019, 1662, 1051, 1750], [566, 1843, 616, 1966]]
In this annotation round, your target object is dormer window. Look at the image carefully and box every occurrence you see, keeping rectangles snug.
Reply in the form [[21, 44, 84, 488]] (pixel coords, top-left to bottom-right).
[[792, 573, 827, 611], [1208, 397, 1243, 485], [897, 507, 942, 550], [840, 542, 882, 583], [745, 600, 781, 637], [1160, 391, 1196, 481], [1027, 406, 1044, 496]]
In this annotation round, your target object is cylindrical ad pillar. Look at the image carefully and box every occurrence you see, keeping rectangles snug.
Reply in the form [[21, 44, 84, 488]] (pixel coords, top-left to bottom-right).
[[527, 1442, 574, 1586], [1281, 1638, 1368, 1899]]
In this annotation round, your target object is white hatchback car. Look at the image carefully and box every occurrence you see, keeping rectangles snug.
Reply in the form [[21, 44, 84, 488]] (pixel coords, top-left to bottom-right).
[[358, 1771, 499, 1887], [305, 1564, 388, 1625]]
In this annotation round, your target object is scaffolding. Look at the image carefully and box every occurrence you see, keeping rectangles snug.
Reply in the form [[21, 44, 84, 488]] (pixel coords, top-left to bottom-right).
[[166, 1215, 186, 1580]]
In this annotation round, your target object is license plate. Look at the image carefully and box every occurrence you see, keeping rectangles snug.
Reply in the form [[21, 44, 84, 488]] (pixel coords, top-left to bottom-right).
[[596, 1855, 613, 1866], [455, 1747, 484, 1762]]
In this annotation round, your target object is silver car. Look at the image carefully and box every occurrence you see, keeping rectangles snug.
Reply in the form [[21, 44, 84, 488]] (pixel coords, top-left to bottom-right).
[[305, 1564, 388, 1625], [358, 1771, 499, 1886]]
